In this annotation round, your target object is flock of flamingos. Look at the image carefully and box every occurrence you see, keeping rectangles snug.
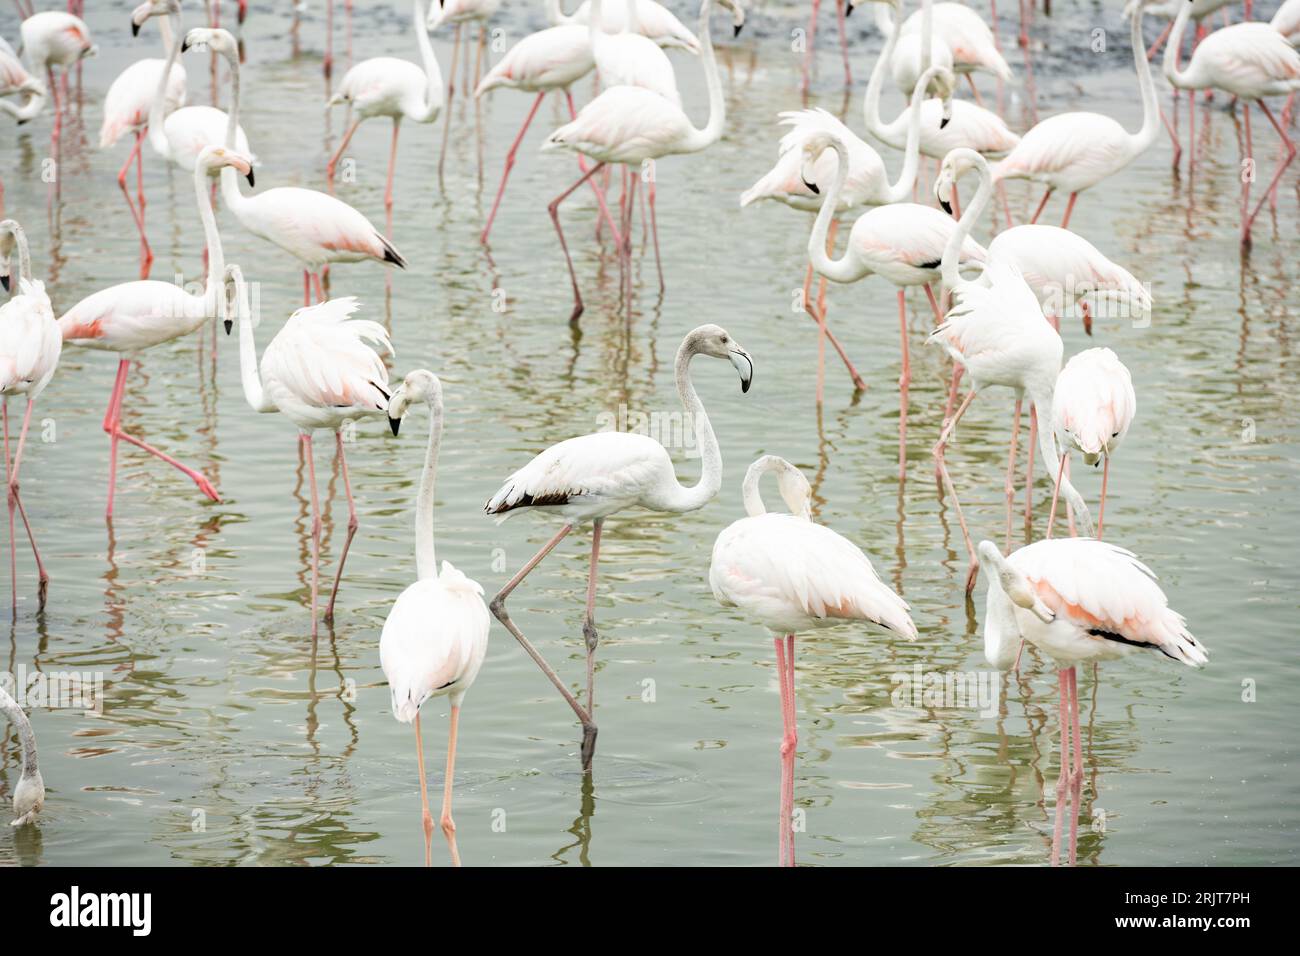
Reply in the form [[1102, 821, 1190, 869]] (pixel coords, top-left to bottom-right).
[[0, 0, 1296, 867]]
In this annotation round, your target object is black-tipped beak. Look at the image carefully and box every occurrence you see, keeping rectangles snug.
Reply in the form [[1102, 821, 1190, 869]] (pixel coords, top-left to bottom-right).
[[730, 350, 753, 394], [181, 37, 191, 52], [245, 169, 255, 187], [389, 416, 401, 436], [733, 24, 743, 38], [0, 275, 9, 292], [131, 21, 141, 37], [940, 115, 951, 129], [223, 319, 233, 335], [802, 177, 819, 195], [846, 3, 854, 15], [17, 117, 29, 126], [940, 199, 953, 215]]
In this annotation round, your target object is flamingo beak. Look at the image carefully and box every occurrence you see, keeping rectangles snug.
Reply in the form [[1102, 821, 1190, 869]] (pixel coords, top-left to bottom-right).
[[132, 21, 141, 37], [734, 24, 743, 38], [729, 349, 753, 394], [389, 416, 401, 436], [245, 167, 255, 187], [846, 3, 854, 15], [940, 199, 953, 215], [0, 274, 9, 293]]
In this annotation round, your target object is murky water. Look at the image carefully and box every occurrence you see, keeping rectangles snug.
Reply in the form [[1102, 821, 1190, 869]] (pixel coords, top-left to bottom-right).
[[0, 2, 1296, 866]]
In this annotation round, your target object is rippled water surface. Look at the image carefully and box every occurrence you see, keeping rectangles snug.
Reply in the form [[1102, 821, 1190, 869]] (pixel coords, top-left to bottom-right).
[[0, 2, 1297, 866]]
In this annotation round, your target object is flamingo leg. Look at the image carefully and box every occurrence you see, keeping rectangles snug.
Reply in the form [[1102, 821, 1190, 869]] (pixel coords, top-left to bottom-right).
[[1023, 405, 1038, 536], [783, 634, 797, 867], [481, 92, 544, 245], [560, 90, 621, 239], [303, 270, 311, 306], [547, 162, 609, 324], [1050, 667, 1069, 866], [438, 25, 461, 181], [802, 0, 821, 94], [489, 523, 602, 769], [326, 116, 362, 192], [1028, 187, 1053, 224], [1046, 446, 1068, 539], [580, 519, 602, 769], [312, 271, 325, 303], [103, 359, 130, 518], [933, 388, 981, 592], [324, 0, 333, 80], [323, 431, 358, 624], [117, 131, 152, 277], [1098, 455, 1109, 540], [965, 73, 986, 107], [303, 433, 321, 639], [647, 175, 664, 293], [413, 712, 434, 867], [800, 265, 866, 392], [6, 400, 47, 610], [441, 704, 462, 867], [835, 0, 850, 87], [1059, 192, 1079, 229], [385, 117, 400, 238], [1005, 399, 1021, 552], [774, 635, 797, 867], [3, 400, 13, 617], [1066, 665, 1083, 866], [897, 290, 910, 482], [1242, 101, 1296, 245]]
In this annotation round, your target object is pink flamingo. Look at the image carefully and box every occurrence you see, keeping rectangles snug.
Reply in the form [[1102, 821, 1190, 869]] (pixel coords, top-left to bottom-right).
[[1048, 347, 1136, 541], [0, 684, 44, 826], [1162, 2, 1300, 246], [710, 455, 917, 867], [993, 0, 1160, 229], [227, 265, 394, 636], [977, 537, 1207, 865], [326, 0, 444, 238], [0, 219, 59, 614], [101, 2, 188, 274], [18, 8, 95, 150], [57, 146, 253, 518], [381, 369, 490, 867]]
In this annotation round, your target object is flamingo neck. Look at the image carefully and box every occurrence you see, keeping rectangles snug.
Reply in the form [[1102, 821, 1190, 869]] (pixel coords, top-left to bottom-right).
[[1130, 1, 1160, 153], [807, 135, 861, 284], [679, 0, 725, 153], [414, 387, 444, 581], [863, 3, 906, 140], [882, 61, 934, 203], [941, 149, 992, 290], [0, 89, 45, 122], [1161, 1, 1197, 91], [230, 265, 275, 414], [413, 0, 444, 121], [1027, 380, 1095, 538], [0, 687, 39, 779], [148, 10, 183, 156], [2, 221, 32, 284], [223, 45, 241, 148], [194, 162, 225, 320], [660, 340, 722, 514]]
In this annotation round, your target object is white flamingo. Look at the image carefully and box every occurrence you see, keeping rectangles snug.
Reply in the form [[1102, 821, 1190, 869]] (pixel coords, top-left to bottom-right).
[[0, 685, 44, 826], [326, 0, 444, 237], [930, 147, 1093, 590], [547, 0, 702, 52], [977, 536, 1206, 864], [381, 369, 489, 868], [588, 0, 681, 106], [874, 0, 1010, 99], [0, 219, 58, 614], [0, 46, 43, 214], [227, 267, 394, 637], [710, 454, 916, 866], [57, 146, 253, 518], [486, 324, 752, 770], [1048, 347, 1136, 540], [18, 8, 94, 147]]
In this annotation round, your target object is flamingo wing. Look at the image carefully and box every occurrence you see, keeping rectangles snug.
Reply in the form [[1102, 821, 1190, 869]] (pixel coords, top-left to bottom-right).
[[260, 297, 393, 412]]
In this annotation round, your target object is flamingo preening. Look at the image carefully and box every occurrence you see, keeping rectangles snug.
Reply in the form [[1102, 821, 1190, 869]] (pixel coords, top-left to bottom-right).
[[0, 683, 44, 826]]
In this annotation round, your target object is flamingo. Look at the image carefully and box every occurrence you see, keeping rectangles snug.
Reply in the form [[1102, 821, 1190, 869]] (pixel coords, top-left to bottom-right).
[[993, 0, 1160, 229], [977, 536, 1207, 864], [102, 1, 188, 274], [0, 685, 44, 826], [1048, 347, 1136, 541], [486, 324, 753, 770], [873, 0, 1010, 100], [1162, 2, 1300, 246], [929, 147, 1093, 590], [0, 43, 43, 214], [381, 369, 490, 868], [474, 23, 597, 245], [546, 0, 702, 52], [0, 220, 58, 615], [57, 146, 254, 518], [541, 0, 730, 321], [187, 29, 406, 303], [709, 454, 917, 866], [589, 0, 681, 106], [985, 225, 1151, 336], [226, 268, 394, 637], [1275, 0, 1300, 44], [800, 128, 986, 477], [326, 0, 444, 238], [18, 8, 94, 148], [430, 0, 503, 179]]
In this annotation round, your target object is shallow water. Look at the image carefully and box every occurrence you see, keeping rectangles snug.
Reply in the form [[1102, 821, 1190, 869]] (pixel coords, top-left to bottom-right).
[[0, 2, 1296, 866]]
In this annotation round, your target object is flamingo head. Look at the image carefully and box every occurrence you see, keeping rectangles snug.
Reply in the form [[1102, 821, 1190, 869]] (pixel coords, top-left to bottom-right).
[[131, 0, 179, 37], [717, 0, 746, 37], [11, 767, 44, 827], [797, 130, 841, 196], [758, 456, 814, 520], [196, 146, 255, 186], [387, 369, 443, 436], [0, 223, 14, 293], [685, 325, 753, 394], [182, 27, 239, 61], [934, 147, 983, 215], [977, 541, 1056, 625]]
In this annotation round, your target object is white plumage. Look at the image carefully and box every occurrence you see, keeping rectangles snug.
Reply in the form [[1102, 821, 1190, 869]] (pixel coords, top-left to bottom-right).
[[475, 25, 594, 95], [1052, 347, 1137, 466], [0, 278, 59, 400], [548, 0, 701, 52]]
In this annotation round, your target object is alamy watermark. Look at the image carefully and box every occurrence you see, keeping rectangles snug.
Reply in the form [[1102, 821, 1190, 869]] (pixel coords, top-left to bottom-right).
[[1, 666, 104, 716], [890, 663, 1001, 718], [595, 405, 700, 458]]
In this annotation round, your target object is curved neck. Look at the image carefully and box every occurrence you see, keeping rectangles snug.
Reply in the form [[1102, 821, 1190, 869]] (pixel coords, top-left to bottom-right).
[[881, 62, 932, 203], [1161, 2, 1195, 91], [194, 163, 224, 317], [661, 341, 722, 513], [223, 46, 240, 147], [1028, 380, 1095, 538], [679, 0, 724, 152], [231, 266, 275, 413], [158, 9, 174, 51], [0, 687, 38, 778], [807, 136, 860, 283], [413, 0, 443, 119], [220, 162, 248, 218], [0, 90, 44, 122], [1129, 2, 1160, 152], [863, 3, 905, 138], [2, 222, 32, 283], [149, 10, 182, 152], [414, 391, 444, 581], [941, 153, 992, 290]]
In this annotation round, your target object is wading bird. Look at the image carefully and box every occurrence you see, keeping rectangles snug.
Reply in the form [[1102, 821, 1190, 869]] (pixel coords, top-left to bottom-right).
[[57, 147, 253, 517], [487, 324, 752, 770], [381, 369, 490, 868], [977, 537, 1206, 865], [710, 455, 917, 866], [0, 219, 58, 614], [18, 8, 94, 147], [0, 684, 44, 826], [546, 0, 701, 52]]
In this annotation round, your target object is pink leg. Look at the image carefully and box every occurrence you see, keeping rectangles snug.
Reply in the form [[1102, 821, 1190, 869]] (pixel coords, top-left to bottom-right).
[[303, 433, 321, 638], [1242, 101, 1296, 245], [4, 401, 14, 617], [117, 132, 152, 277], [897, 290, 910, 482], [1059, 192, 1078, 229], [1023, 405, 1038, 535], [323, 431, 358, 624], [801, 265, 866, 392], [802, 0, 821, 94], [103, 359, 131, 519], [923, 283, 944, 326], [1080, 300, 1092, 337], [1028, 187, 1052, 224], [303, 270, 311, 306], [384, 118, 400, 239], [480, 92, 544, 244], [1160, 98, 1183, 171], [1050, 667, 1069, 866], [1045, 447, 1068, 539], [580, 518, 603, 769], [774, 635, 790, 866], [440, 705, 463, 866], [438, 26, 461, 181], [965, 73, 986, 108], [834, 0, 850, 88], [7, 400, 48, 609], [312, 271, 325, 303], [1066, 666, 1083, 866], [1097, 455, 1109, 540], [783, 634, 797, 868], [413, 713, 434, 867], [933, 388, 981, 592], [1005, 399, 1021, 551], [324, 0, 333, 79], [647, 176, 664, 293], [326, 116, 362, 192], [547, 162, 608, 324]]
